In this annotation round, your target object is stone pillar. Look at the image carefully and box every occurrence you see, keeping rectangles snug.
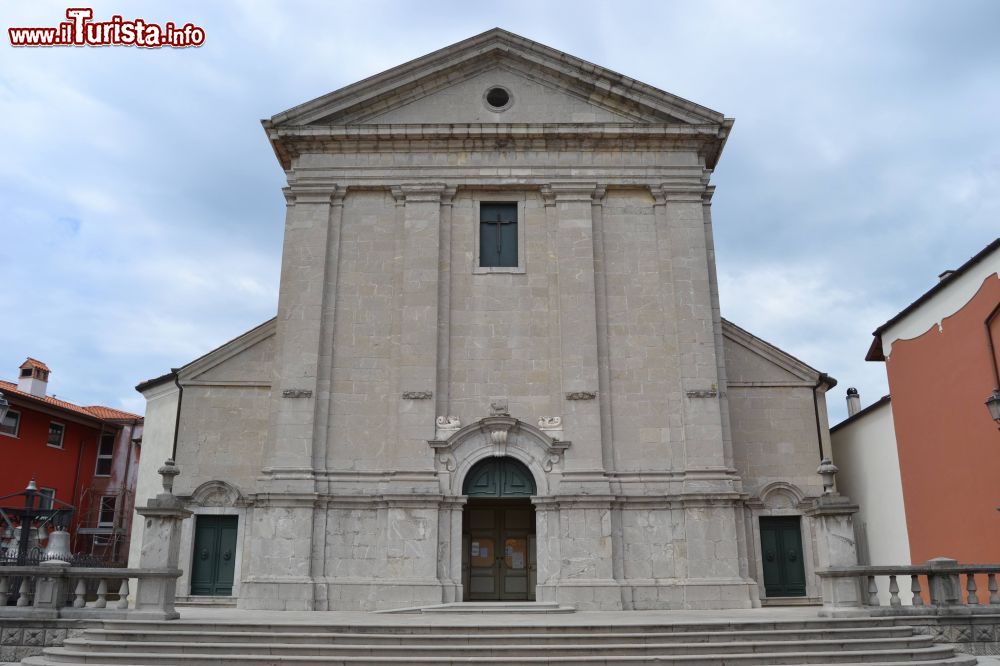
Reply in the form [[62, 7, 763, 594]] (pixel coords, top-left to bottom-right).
[[543, 183, 608, 494], [133, 459, 191, 620], [394, 184, 447, 471], [806, 462, 862, 616], [926, 557, 963, 607]]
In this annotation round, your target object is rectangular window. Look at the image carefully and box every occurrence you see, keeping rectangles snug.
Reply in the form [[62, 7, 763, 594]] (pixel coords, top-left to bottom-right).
[[38, 488, 56, 510], [97, 496, 117, 527], [1, 409, 20, 437], [47, 422, 65, 448], [95, 433, 115, 476], [479, 202, 518, 268], [20, 368, 32, 377]]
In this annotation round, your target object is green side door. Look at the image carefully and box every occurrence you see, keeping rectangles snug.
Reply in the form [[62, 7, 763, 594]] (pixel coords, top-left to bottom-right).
[[190, 515, 238, 596], [760, 516, 806, 597]]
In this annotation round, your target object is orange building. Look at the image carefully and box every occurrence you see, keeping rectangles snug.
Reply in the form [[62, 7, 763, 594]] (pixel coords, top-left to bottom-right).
[[833, 238, 1000, 573]]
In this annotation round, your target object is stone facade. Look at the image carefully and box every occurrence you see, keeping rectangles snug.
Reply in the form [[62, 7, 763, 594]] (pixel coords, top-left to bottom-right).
[[132, 29, 852, 611]]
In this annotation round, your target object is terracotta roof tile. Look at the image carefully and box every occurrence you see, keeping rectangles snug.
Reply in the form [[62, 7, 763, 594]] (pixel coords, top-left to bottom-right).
[[83, 405, 143, 421], [20, 357, 50, 372], [0, 380, 141, 422]]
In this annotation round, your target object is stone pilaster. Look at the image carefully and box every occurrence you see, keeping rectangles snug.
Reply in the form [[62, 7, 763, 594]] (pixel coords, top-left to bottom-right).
[[544, 183, 609, 494], [394, 183, 448, 470], [436, 495, 466, 602], [263, 184, 343, 493], [435, 188, 457, 420], [652, 181, 729, 477]]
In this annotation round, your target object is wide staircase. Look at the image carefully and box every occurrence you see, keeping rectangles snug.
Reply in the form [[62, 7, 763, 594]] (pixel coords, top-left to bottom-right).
[[22, 616, 977, 665]]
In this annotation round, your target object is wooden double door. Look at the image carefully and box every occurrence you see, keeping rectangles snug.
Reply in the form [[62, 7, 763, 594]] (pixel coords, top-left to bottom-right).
[[760, 516, 806, 597], [190, 515, 238, 596], [463, 498, 536, 601]]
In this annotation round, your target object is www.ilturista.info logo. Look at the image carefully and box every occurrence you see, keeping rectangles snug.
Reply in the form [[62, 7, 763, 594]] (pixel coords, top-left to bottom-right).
[[9, 8, 205, 48]]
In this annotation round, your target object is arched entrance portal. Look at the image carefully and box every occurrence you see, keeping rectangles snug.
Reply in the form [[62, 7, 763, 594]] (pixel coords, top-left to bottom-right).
[[462, 457, 536, 601]]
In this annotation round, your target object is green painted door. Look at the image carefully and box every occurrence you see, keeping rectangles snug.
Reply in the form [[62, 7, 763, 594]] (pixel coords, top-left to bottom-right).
[[191, 515, 238, 596], [760, 517, 806, 597]]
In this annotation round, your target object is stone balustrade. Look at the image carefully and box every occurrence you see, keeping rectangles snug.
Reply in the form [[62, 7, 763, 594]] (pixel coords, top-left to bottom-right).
[[818, 558, 1000, 616], [0, 565, 180, 619]]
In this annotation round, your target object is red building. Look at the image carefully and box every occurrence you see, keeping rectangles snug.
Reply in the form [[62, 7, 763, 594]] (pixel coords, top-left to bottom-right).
[[0, 358, 142, 564]]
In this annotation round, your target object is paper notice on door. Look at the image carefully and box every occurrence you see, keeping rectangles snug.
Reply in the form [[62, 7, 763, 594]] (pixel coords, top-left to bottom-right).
[[471, 541, 480, 557], [511, 552, 525, 569]]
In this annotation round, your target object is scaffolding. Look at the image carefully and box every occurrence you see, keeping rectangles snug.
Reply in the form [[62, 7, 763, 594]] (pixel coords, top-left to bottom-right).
[[75, 485, 134, 565]]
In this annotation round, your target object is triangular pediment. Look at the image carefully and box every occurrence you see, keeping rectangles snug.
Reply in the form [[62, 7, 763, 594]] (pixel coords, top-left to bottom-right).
[[721, 319, 827, 386], [180, 318, 276, 386], [268, 29, 724, 127]]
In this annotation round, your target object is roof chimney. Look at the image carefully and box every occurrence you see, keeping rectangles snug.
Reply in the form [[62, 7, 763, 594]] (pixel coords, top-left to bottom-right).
[[17, 358, 50, 398], [846, 387, 861, 416], [938, 269, 955, 282]]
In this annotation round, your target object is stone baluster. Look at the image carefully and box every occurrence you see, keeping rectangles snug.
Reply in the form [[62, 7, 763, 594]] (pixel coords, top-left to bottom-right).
[[0, 576, 8, 605], [16, 578, 30, 606], [94, 579, 108, 608], [989, 574, 999, 605], [866, 576, 880, 606], [116, 579, 130, 610], [966, 573, 979, 605], [73, 579, 86, 608], [888, 575, 901, 607], [911, 576, 924, 606]]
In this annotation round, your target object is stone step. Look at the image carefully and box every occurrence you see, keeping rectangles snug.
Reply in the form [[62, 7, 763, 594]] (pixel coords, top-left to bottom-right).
[[20, 644, 975, 665], [85, 625, 917, 645], [376, 601, 575, 614], [59, 635, 937, 657], [96, 616, 907, 634]]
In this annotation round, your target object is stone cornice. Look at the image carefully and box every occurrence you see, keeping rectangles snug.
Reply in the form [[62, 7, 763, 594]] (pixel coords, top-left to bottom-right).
[[266, 123, 729, 170], [546, 182, 601, 203], [283, 183, 343, 205]]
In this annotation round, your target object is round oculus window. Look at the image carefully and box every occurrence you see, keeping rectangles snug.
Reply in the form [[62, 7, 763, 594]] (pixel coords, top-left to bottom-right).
[[484, 86, 512, 111]]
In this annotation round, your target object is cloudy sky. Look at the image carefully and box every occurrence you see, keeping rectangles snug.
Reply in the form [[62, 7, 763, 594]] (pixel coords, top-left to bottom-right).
[[1, 1, 997, 423]]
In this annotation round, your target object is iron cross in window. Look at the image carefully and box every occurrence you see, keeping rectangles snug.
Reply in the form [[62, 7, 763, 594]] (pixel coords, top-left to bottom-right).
[[480, 203, 517, 268], [485, 210, 514, 261]]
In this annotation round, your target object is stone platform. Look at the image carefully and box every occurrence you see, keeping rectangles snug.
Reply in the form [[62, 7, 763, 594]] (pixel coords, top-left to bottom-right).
[[14, 606, 985, 664]]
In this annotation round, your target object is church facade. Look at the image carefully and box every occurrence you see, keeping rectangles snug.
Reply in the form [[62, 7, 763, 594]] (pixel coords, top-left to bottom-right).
[[131, 29, 850, 611]]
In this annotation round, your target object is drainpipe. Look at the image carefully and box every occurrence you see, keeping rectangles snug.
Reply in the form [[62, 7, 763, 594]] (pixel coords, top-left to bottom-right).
[[171, 370, 183, 461], [812, 372, 834, 462]]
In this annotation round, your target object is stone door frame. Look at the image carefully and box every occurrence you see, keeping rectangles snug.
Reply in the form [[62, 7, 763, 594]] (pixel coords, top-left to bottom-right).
[[429, 416, 570, 602]]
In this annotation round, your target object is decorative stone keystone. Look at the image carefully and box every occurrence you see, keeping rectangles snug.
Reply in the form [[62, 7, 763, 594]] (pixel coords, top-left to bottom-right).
[[134, 458, 192, 619]]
